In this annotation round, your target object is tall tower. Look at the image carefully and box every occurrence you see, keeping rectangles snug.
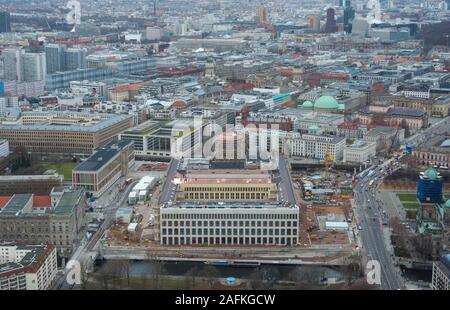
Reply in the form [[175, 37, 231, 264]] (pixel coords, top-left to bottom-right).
[[292, 67, 302, 84], [343, 1, 355, 33], [256, 7, 269, 24], [324, 8, 338, 33], [309, 16, 321, 33], [2, 48, 24, 82], [0, 11, 11, 33], [205, 58, 215, 78]]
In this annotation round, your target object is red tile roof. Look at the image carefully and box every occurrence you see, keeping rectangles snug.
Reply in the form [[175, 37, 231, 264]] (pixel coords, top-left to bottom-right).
[[0, 196, 11, 209], [33, 196, 52, 208]]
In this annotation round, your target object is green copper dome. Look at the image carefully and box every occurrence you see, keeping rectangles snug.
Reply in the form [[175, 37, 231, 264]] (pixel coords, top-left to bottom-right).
[[424, 168, 438, 180], [302, 100, 314, 108], [314, 96, 339, 110]]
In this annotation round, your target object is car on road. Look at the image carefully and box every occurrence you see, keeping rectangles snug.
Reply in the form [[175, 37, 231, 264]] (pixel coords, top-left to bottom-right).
[[358, 225, 362, 230]]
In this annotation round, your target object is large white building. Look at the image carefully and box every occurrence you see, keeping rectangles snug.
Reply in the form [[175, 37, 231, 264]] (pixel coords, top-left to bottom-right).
[[2, 48, 46, 82], [160, 203, 299, 246], [120, 119, 204, 160], [343, 140, 377, 163], [21, 52, 46, 82], [290, 134, 345, 160], [70, 80, 108, 98], [0, 244, 58, 290]]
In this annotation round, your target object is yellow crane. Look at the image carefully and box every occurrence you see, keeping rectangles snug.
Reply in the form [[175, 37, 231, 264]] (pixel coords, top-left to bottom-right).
[[323, 144, 335, 178]]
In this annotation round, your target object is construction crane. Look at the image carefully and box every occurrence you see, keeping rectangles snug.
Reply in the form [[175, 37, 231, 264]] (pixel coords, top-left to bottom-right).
[[385, 125, 401, 158], [323, 144, 335, 178]]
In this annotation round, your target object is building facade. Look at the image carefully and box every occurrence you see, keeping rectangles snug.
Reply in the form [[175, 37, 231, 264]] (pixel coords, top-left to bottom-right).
[[343, 140, 377, 163], [0, 189, 85, 257], [177, 169, 278, 202], [72, 140, 135, 197], [160, 204, 299, 246], [0, 244, 57, 290], [0, 175, 63, 196], [290, 134, 345, 160], [0, 112, 133, 154], [432, 254, 450, 290]]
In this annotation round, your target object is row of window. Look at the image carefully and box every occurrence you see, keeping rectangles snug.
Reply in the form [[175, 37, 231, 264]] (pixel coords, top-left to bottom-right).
[[161, 220, 298, 227], [161, 213, 298, 220], [162, 228, 298, 236], [162, 236, 298, 246]]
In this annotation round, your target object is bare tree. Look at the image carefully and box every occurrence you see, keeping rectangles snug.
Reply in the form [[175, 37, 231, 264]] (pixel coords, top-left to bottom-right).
[[199, 266, 220, 287], [185, 267, 200, 289], [151, 260, 166, 289], [79, 261, 91, 290], [116, 259, 131, 288]]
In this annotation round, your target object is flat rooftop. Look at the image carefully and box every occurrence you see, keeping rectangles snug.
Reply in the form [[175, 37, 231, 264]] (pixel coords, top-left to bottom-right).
[[74, 140, 132, 172], [122, 120, 164, 136], [54, 190, 83, 214], [0, 112, 131, 133], [163, 203, 297, 209]]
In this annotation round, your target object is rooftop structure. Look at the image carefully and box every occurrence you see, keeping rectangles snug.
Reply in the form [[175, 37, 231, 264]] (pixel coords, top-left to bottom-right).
[[73, 140, 135, 197], [0, 112, 133, 154], [0, 243, 58, 290]]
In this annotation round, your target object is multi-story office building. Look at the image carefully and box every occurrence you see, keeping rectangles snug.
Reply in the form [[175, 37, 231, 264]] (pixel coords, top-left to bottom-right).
[[72, 140, 135, 197], [290, 134, 345, 160], [70, 80, 107, 98], [65, 47, 87, 71], [0, 11, 11, 33], [45, 44, 66, 74], [3, 80, 45, 98], [324, 8, 338, 33], [0, 188, 85, 257], [0, 112, 133, 154], [146, 27, 163, 41], [160, 203, 299, 246], [215, 60, 272, 82], [412, 134, 450, 168], [357, 102, 429, 130], [177, 169, 278, 202], [3, 49, 46, 82], [309, 16, 321, 32], [45, 68, 115, 90], [383, 95, 450, 118], [120, 119, 204, 160], [256, 7, 269, 23], [0, 175, 63, 196], [432, 254, 450, 290], [0, 244, 58, 290], [45, 58, 156, 90], [343, 140, 377, 163], [21, 52, 46, 82], [355, 69, 411, 84], [2, 48, 23, 82]]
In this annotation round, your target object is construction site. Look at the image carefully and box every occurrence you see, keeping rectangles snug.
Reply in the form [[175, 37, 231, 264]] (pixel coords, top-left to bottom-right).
[[290, 157, 357, 251]]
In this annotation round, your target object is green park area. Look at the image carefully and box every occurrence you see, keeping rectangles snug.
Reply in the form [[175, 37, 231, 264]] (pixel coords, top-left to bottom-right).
[[40, 162, 78, 180], [396, 193, 419, 210]]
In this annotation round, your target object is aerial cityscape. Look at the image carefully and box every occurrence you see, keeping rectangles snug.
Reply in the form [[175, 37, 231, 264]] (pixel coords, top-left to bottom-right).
[[0, 0, 449, 294]]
